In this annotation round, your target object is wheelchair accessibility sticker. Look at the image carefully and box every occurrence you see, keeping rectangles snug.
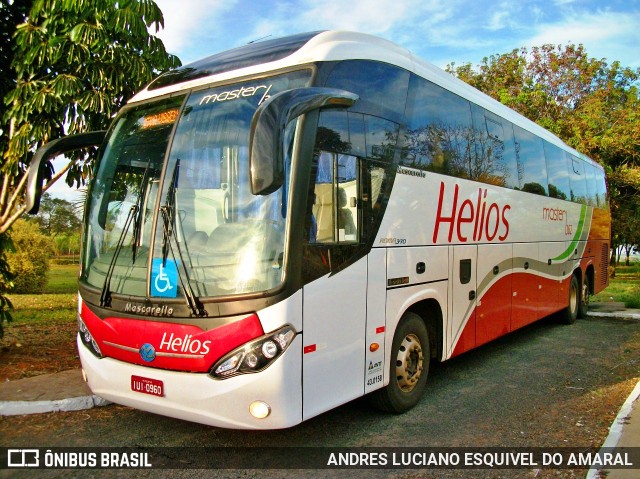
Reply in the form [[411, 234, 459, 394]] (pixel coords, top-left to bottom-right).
[[151, 258, 179, 298]]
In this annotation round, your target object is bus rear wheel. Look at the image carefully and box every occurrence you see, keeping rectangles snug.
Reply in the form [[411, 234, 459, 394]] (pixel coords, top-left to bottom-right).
[[369, 312, 430, 413], [578, 275, 590, 319], [560, 275, 579, 324]]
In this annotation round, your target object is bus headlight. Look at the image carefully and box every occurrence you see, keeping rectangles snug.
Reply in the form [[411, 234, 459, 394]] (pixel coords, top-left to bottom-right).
[[78, 317, 103, 358], [211, 325, 296, 379]]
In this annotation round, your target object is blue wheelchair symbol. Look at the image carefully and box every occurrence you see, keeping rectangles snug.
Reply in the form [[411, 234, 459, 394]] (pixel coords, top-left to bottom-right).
[[151, 259, 179, 298]]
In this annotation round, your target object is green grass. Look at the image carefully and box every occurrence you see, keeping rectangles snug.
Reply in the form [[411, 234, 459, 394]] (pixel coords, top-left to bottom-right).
[[5, 263, 78, 326], [592, 263, 640, 308], [7, 293, 77, 325], [44, 263, 79, 294]]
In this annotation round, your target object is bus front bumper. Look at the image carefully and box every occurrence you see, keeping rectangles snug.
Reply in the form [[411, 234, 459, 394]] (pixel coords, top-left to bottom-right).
[[78, 334, 303, 430]]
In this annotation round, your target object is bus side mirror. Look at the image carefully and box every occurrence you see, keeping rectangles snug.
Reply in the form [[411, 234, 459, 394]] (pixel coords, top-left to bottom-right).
[[26, 131, 107, 214], [249, 87, 358, 195]]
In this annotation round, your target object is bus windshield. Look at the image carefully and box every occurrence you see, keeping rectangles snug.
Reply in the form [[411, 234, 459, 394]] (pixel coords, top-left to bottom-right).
[[82, 70, 311, 302]]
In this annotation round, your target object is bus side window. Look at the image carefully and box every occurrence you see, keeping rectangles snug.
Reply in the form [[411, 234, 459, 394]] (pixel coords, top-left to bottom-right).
[[514, 125, 549, 196], [312, 152, 359, 244], [544, 141, 571, 200], [325, 59, 409, 124], [595, 167, 608, 207], [403, 74, 473, 177], [469, 105, 519, 188], [568, 154, 588, 204], [583, 162, 598, 206]]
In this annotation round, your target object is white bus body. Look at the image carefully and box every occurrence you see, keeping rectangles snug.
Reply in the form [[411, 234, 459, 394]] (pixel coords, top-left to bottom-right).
[[29, 31, 609, 429]]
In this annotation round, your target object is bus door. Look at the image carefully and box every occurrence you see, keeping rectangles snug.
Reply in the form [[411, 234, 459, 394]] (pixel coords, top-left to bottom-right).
[[301, 256, 367, 420], [301, 152, 368, 420], [449, 244, 478, 356]]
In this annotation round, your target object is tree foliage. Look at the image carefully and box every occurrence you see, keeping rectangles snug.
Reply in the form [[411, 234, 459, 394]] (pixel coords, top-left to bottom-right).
[[0, 0, 32, 159], [6, 218, 53, 294], [0, 0, 181, 234], [0, 0, 32, 338], [33, 193, 81, 236], [0, 0, 181, 338], [609, 165, 640, 264], [52, 230, 80, 257], [447, 44, 640, 264]]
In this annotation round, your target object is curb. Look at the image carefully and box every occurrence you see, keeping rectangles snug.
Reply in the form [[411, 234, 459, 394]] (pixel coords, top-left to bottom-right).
[[0, 395, 111, 416], [586, 379, 640, 479], [587, 311, 640, 320]]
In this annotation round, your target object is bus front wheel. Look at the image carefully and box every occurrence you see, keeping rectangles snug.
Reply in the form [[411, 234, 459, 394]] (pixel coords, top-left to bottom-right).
[[369, 312, 430, 413]]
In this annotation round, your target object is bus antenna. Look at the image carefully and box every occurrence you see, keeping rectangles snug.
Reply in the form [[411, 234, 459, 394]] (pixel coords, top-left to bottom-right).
[[248, 35, 272, 44]]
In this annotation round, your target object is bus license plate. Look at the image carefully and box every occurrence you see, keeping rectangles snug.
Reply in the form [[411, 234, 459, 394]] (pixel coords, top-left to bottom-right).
[[131, 375, 164, 397]]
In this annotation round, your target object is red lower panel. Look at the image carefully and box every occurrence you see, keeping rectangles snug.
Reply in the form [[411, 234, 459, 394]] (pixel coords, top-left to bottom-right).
[[452, 272, 568, 358], [475, 275, 511, 347], [453, 314, 475, 358]]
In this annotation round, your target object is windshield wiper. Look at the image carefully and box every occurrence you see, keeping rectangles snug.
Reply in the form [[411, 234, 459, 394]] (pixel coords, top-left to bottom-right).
[[160, 160, 207, 317], [131, 163, 152, 263], [100, 204, 137, 308]]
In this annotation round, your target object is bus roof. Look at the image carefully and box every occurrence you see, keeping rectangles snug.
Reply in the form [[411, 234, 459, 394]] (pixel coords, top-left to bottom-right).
[[130, 31, 599, 169]]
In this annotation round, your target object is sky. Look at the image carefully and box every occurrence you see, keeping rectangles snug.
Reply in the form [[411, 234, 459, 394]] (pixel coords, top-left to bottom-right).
[[48, 0, 640, 201], [152, 0, 640, 68]]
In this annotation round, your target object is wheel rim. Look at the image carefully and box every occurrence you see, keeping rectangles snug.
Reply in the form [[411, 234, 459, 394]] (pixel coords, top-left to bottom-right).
[[395, 333, 424, 392], [570, 280, 578, 313]]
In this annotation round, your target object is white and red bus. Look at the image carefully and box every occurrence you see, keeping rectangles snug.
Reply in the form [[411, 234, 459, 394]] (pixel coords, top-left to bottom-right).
[[27, 31, 610, 429]]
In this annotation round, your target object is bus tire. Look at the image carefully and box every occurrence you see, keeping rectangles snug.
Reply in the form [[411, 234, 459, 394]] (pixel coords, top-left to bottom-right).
[[560, 275, 579, 324], [369, 312, 430, 413], [578, 275, 590, 319]]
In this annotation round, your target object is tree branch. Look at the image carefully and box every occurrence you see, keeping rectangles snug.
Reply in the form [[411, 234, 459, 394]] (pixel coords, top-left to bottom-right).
[[0, 204, 27, 235], [0, 175, 10, 211], [0, 158, 74, 229], [0, 170, 29, 225], [42, 159, 73, 194]]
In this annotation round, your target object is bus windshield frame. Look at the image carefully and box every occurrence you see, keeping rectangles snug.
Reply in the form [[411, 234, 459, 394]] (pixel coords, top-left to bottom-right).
[[81, 69, 312, 306]]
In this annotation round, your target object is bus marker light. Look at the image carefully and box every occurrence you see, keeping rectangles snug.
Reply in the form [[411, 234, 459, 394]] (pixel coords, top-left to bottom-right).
[[214, 354, 242, 376], [245, 353, 258, 368], [376, 326, 385, 334], [262, 341, 278, 359], [303, 345, 316, 354], [249, 401, 271, 419], [370, 343, 379, 352]]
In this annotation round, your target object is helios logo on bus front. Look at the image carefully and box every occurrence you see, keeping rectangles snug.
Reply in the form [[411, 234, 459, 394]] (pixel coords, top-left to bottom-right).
[[159, 332, 212, 356], [433, 182, 511, 244]]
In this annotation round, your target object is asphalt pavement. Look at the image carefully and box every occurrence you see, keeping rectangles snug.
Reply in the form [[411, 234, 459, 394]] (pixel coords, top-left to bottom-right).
[[1, 303, 638, 477]]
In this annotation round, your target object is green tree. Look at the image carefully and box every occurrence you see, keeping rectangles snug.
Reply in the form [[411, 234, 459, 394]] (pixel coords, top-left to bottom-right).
[[609, 166, 640, 265], [34, 193, 81, 236], [447, 44, 640, 268], [6, 218, 53, 293], [0, 0, 32, 337], [0, 0, 32, 164], [53, 230, 80, 258], [0, 0, 181, 338]]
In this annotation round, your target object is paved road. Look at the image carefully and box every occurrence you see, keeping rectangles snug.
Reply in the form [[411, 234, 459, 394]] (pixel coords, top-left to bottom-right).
[[1, 315, 639, 478]]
